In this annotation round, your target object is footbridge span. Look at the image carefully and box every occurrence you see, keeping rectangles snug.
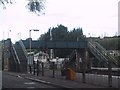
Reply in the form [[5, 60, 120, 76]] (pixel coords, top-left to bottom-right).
[[22, 38, 87, 49], [1, 38, 119, 88], [1, 38, 118, 73]]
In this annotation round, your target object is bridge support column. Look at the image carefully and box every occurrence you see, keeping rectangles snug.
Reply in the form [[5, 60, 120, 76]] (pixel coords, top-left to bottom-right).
[[82, 48, 88, 83], [75, 49, 80, 71], [87, 52, 91, 71]]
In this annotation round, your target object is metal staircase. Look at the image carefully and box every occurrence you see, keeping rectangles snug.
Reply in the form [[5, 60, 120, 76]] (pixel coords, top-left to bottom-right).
[[2, 39, 20, 72], [14, 40, 28, 73], [62, 50, 76, 68], [9, 43, 20, 72], [88, 40, 118, 67]]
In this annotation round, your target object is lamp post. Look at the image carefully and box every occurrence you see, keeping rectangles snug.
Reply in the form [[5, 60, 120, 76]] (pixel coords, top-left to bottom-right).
[[8, 30, 11, 39], [29, 29, 39, 74], [50, 29, 54, 60], [2, 32, 5, 71], [17, 32, 21, 41], [29, 29, 39, 53]]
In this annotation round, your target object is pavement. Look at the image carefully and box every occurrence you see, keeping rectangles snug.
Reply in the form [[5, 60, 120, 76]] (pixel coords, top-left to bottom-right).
[[2, 71, 112, 89]]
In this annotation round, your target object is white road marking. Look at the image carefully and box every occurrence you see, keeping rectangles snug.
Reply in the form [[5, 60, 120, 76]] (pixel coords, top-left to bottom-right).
[[27, 87, 35, 89], [24, 82, 36, 85], [17, 75, 23, 78]]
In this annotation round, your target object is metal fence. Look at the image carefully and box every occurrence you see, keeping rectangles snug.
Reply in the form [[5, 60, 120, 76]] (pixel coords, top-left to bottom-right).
[[28, 60, 120, 89]]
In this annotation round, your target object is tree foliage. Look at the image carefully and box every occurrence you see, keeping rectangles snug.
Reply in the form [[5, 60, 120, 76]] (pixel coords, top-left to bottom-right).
[[39, 24, 84, 41], [0, 0, 45, 14], [96, 36, 119, 50], [27, 0, 45, 14], [39, 24, 85, 58]]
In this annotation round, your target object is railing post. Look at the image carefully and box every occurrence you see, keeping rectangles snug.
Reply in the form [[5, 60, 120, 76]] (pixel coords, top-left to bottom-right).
[[82, 49, 87, 83], [108, 60, 112, 87]]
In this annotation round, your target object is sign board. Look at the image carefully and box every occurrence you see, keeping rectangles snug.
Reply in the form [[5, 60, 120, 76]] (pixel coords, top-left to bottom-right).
[[28, 54, 34, 65], [79, 58, 82, 62]]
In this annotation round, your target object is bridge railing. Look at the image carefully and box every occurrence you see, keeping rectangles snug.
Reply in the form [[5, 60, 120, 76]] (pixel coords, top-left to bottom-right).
[[19, 40, 28, 59], [11, 42, 20, 64], [88, 40, 118, 66], [95, 41, 118, 66], [88, 40, 108, 62]]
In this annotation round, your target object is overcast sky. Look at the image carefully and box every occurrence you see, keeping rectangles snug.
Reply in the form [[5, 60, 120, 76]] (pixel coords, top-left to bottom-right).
[[0, 0, 119, 43]]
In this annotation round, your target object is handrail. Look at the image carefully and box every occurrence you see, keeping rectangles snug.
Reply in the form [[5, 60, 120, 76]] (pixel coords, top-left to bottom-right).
[[19, 40, 28, 59], [88, 40, 117, 66], [95, 42, 106, 51], [11, 45, 17, 64], [88, 41, 108, 61], [61, 50, 76, 66], [106, 52, 117, 65], [94, 41, 117, 65], [95, 42, 108, 57], [11, 43, 20, 64], [68, 50, 76, 58]]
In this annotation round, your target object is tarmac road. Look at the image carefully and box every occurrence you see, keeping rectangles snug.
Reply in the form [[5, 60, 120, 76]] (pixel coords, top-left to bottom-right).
[[2, 72, 63, 89]]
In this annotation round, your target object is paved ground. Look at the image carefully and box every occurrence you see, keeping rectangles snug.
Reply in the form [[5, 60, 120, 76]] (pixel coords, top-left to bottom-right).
[[2, 70, 119, 89], [3, 73, 58, 88], [3, 71, 103, 88], [28, 69, 120, 88]]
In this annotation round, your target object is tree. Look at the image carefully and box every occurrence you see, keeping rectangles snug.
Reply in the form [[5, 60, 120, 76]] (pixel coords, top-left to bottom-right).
[[51, 24, 68, 41], [38, 24, 84, 58], [98, 37, 119, 50], [67, 27, 84, 41], [0, 0, 45, 14]]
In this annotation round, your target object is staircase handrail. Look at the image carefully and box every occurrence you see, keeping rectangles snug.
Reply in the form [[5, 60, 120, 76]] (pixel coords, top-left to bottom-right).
[[11, 43, 20, 64], [88, 40, 117, 66], [67, 50, 76, 62], [88, 41, 108, 62], [19, 40, 28, 59], [62, 50, 76, 66], [11, 44, 17, 64], [94, 41, 117, 65], [95, 42, 106, 51]]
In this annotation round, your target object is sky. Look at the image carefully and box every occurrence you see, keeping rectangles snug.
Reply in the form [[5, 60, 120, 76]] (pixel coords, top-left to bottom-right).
[[0, 0, 119, 43]]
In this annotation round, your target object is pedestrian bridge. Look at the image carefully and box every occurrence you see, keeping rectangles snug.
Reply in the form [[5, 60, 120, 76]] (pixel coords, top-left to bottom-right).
[[2, 38, 118, 73], [22, 38, 88, 49], [1, 38, 119, 89]]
